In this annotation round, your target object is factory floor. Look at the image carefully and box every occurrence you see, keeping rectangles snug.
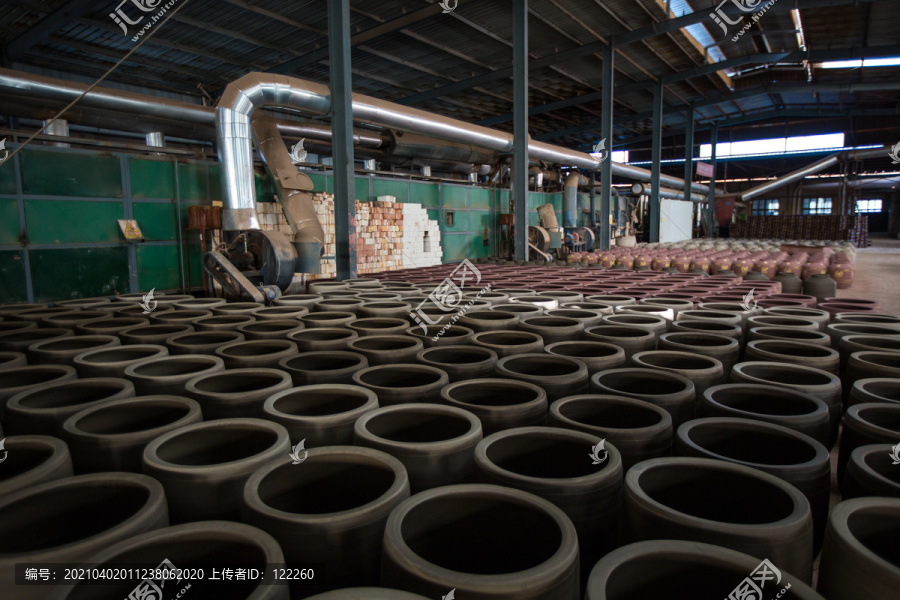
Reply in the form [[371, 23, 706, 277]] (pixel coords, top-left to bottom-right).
[[841, 233, 900, 315]]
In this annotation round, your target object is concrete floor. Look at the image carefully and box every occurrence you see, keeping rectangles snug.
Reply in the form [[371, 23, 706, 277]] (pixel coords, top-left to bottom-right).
[[841, 233, 900, 315]]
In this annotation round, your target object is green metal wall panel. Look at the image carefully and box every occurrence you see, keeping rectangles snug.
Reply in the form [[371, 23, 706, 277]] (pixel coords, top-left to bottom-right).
[[410, 182, 439, 208], [469, 188, 491, 210], [31, 247, 129, 302], [356, 177, 369, 202], [427, 209, 439, 222], [373, 179, 408, 202], [25, 200, 123, 244], [441, 210, 469, 233], [255, 172, 277, 204], [0, 251, 27, 304], [307, 173, 326, 192], [178, 163, 208, 201], [0, 199, 20, 245], [442, 234, 469, 262], [130, 159, 175, 199], [549, 193, 563, 210], [208, 165, 222, 202], [21, 150, 122, 198], [137, 244, 181, 291], [469, 210, 492, 233], [134, 202, 178, 241], [184, 240, 204, 288], [442, 186, 467, 209], [0, 161, 15, 195], [468, 235, 491, 259]]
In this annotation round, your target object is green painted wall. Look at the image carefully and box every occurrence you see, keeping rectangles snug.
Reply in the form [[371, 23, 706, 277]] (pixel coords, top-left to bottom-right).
[[0, 145, 516, 303]]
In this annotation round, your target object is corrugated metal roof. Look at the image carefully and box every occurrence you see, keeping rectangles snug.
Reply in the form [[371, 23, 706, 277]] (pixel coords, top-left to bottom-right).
[[0, 0, 896, 150]]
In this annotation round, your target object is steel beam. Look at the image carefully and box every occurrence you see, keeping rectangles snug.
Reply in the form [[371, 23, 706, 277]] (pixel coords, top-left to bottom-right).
[[599, 42, 614, 251], [5, 0, 95, 60], [513, 0, 529, 261], [329, 0, 357, 280], [684, 102, 695, 197], [269, 4, 444, 74], [396, 0, 878, 107], [707, 127, 719, 237], [649, 83, 663, 243]]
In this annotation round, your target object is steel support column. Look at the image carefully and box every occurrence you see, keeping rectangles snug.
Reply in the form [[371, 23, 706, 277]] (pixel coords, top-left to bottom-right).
[[707, 126, 718, 237], [684, 102, 695, 194], [589, 170, 596, 228], [649, 82, 663, 242], [599, 41, 614, 250], [512, 0, 529, 260], [328, 0, 357, 279]]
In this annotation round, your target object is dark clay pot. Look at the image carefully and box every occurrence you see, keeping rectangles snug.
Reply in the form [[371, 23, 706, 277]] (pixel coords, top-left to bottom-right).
[[544, 341, 625, 375], [584, 540, 825, 600], [405, 324, 476, 347], [263, 384, 379, 446], [27, 334, 120, 366], [165, 330, 244, 354], [590, 368, 696, 428], [280, 351, 369, 386], [0, 365, 77, 418], [842, 444, 900, 500], [289, 327, 359, 352], [119, 323, 194, 345], [185, 368, 293, 420], [582, 325, 656, 360], [701, 383, 831, 448], [214, 339, 299, 369], [142, 417, 291, 523], [474, 426, 623, 590], [817, 497, 900, 600], [381, 484, 580, 600], [631, 350, 724, 396], [848, 378, 900, 407], [416, 345, 498, 382], [623, 457, 814, 583], [352, 363, 449, 406], [657, 332, 740, 374], [495, 353, 589, 401], [471, 329, 544, 357], [74, 317, 149, 336], [549, 394, 672, 472], [354, 403, 482, 493], [242, 447, 410, 596], [236, 319, 305, 340], [347, 335, 424, 365], [440, 378, 548, 436], [0, 472, 168, 595], [124, 354, 225, 396], [0, 435, 73, 498], [5, 377, 136, 436], [675, 417, 830, 551], [61, 395, 202, 473], [838, 403, 900, 482], [72, 344, 168, 378], [746, 339, 840, 374]]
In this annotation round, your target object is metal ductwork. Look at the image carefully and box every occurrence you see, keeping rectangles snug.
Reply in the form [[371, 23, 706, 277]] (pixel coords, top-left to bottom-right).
[[740, 147, 887, 201], [250, 112, 325, 273], [563, 172, 586, 227]]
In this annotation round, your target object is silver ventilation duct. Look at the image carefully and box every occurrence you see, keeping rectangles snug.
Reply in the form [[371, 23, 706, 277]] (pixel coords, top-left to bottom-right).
[[632, 183, 707, 202], [740, 147, 887, 201]]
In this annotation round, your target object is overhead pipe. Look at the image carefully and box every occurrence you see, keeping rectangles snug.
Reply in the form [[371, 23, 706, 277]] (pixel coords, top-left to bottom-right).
[[563, 172, 582, 227], [740, 147, 887, 201], [632, 183, 707, 203]]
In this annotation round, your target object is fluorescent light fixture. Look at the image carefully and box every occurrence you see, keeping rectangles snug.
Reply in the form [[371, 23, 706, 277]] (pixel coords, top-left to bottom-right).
[[819, 56, 900, 68]]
